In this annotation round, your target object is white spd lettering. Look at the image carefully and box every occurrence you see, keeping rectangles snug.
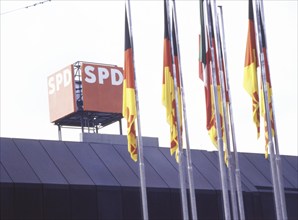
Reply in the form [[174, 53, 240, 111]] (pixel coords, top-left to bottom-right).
[[111, 68, 123, 86], [84, 65, 96, 83], [48, 69, 71, 95], [83, 65, 123, 86], [98, 67, 109, 84]]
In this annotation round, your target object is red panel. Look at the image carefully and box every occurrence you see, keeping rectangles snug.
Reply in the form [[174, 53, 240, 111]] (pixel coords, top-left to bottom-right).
[[48, 65, 76, 122], [81, 62, 123, 113]]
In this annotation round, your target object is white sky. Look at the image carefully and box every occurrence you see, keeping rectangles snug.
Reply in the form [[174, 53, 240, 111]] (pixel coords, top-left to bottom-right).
[[1, 0, 297, 156]]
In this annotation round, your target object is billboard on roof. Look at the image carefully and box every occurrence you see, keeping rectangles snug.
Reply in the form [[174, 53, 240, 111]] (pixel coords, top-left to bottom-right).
[[47, 62, 123, 124]]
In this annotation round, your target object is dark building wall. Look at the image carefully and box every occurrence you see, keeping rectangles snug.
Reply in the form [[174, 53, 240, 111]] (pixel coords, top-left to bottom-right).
[[1, 137, 297, 220]]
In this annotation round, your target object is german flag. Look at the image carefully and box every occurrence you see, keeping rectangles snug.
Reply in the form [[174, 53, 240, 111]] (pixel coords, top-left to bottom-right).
[[259, 11, 274, 158], [172, 16, 183, 162], [206, 1, 224, 147], [200, 0, 228, 164], [244, 0, 260, 138], [122, 7, 137, 162], [162, 0, 181, 162]]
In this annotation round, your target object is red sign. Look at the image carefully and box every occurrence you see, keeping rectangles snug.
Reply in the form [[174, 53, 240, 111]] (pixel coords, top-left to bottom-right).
[[81, 62, 123, 113]]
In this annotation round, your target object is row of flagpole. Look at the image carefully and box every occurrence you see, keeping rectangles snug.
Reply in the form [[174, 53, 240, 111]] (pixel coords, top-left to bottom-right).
[[204, 0, 232, 219], [172, 0, 198, 217], [164, 0, 191, 218], [164, 0, 189, 218], [200, 0, 247, 218], [123, 1, 148, 219], [253, 0, 287, 219], [217, 6, 246, 219], [169, 0, 198, 219], [122, 0, 287, 219]]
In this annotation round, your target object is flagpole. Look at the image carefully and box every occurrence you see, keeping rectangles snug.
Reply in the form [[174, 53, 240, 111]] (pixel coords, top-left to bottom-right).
[[212, 2, 239, 219], [253, 2, 282, 220], [217, 6, 246, 220], [126, 1, 149, 219], [258, 1, 288, 219], [165, 1, 189, 219], [172, 0, 198, 219], [205, 1, 231, 219]]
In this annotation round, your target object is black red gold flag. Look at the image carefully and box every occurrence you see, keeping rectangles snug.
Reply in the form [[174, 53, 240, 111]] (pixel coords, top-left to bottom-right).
[[122, 7, 137, 162], [162, 1, 182, 162], [244, 0, 260, 138], [259, 12, 274, 158]]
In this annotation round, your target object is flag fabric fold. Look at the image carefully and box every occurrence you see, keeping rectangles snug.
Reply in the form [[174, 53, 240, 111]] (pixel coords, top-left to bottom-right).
[[259, 11, 274, 158], [208, 1, 224, 148], [199, 0, 228, 164], [199, 0, 213, 135], [162, 0, 182, 162], [244, 0, 260, 138], [122, 7, 137, 162], [173, 20, 183, 163]]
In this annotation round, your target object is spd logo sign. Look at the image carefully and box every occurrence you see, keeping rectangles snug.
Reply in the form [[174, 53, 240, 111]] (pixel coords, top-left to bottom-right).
[[81, 62, 123, 113]]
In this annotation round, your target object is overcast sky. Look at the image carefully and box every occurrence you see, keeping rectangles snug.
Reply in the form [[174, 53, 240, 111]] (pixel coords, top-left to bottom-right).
[[1, 0, 297, 156]]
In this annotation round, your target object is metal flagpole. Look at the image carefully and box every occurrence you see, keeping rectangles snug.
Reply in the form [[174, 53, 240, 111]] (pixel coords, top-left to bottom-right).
[[253, 2, 282, 220], [205, 1, 231, 219], [172, 0, 198, 219], [165, 1, 189, 219], [217, 6, 246, 220], [212, 2, 239, 219], [126, 1, 149, 219], [58, 124, 62, 141], [258, 1, 288, 219]]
